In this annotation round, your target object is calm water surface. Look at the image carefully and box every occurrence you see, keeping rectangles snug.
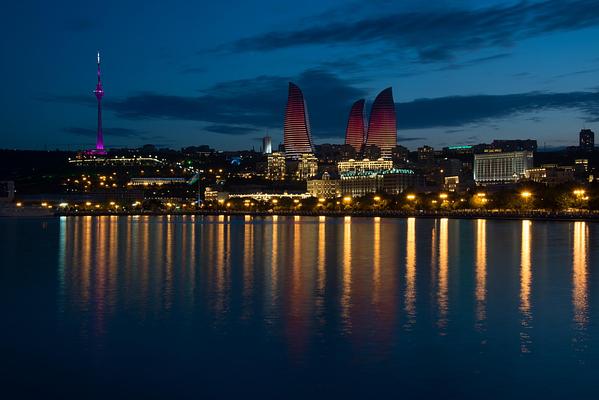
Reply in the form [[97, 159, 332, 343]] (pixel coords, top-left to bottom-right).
[[1, 216, 599, 398]]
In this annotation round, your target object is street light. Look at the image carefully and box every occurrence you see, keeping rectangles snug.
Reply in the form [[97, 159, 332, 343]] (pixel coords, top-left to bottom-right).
[[373, 196, 381, 202], [343, 196, 352, 203], [406, 194, 416, 201], [573, 189, 586, 197], [521, 191, 532, 199], [439, 193, 448, 200]]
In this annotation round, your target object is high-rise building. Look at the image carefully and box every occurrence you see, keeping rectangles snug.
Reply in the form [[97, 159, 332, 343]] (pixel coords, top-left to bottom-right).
[[267, 152, 286, 180], [283, 82, 313, 159], [365, 87, 396, 158], [579, 129, 595, 151], [474, 151, 533, 184], [262, 136, 272, 154], [344, 99, 366, 153], [91, 51, 106, 155]]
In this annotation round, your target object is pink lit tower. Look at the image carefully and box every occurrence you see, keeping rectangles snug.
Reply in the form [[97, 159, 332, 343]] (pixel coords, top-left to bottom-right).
[[91, 51, 107, 155]]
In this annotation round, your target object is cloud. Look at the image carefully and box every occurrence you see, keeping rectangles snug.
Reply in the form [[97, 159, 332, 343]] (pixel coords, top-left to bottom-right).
[[220, 0, 599, 62], [203, 125, 258, 135], [397, 91, 599, 129], [101, 69, 366, 138], [397, 136, 426, 142], [63, 126, 146, 137]]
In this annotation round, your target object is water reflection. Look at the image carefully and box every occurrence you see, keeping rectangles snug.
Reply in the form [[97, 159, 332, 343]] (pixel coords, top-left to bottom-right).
[[475, 219, 487, 330], [341, 216, 352, 333], [520, 220, 532, 354], [572, 221, 589, 352], [404, 217, 416, 329], [55, 216, 597, 363], [437, 218, 449, 333]]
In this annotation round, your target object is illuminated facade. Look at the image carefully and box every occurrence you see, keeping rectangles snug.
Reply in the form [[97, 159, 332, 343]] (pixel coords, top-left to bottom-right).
[[365, 88, 396, 157], [307, 172, 340, 199], [267, 152, 286, 180], [296, 153, 318, 180], [337, 158, 393, 174], [283, 82, 314, 159], [344, 99, 366, 153], [525, 165, 575, 186], [340, 169, 417, 197], [474, 151, 533, 184]]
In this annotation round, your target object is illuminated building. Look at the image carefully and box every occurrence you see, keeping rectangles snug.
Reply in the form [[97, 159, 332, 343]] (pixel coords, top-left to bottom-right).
[[283, 82, 314, 159], [575, 159, 589, 173], [337, 158, 393, 174], [267, 152, 286, 180], [129, 177, 189, 186], [344, 99, 366, 153], [474, 151, 533, 184], [262, 136, 272, 154], [204, 187, 229, 202], [296, 153, 318, 180], [490, 139, 537, 152], [68, 155, 164, 166], [307, 172, 340, 199], [340, 169, 417, 197], [365, 88, 396, 158], [525, 165, 575, 186], [444, 176, 460, 192], [579, 129, 595, 151]]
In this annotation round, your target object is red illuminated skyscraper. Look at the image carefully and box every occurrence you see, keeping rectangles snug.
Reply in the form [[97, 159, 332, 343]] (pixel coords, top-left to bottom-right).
[[344, 99, 366, 153], [283, 82, 314, 159], [365, 87, 396, 157]]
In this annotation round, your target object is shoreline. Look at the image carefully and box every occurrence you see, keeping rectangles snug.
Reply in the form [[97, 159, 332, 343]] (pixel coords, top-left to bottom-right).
[[46, 209, 599, 222]]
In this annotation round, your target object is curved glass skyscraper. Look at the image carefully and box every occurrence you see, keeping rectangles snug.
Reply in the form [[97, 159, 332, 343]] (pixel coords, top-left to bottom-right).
[[283, 82, 314, 159], [365, 87, 396, 157], [344, 99, 366, 153]]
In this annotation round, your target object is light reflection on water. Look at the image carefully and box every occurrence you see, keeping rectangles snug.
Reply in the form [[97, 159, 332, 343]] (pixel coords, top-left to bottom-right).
[[4, 215, 599, 398]]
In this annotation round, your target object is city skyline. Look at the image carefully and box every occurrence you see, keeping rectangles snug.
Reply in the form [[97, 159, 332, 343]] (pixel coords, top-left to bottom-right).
[[1, 1, 599, 151]]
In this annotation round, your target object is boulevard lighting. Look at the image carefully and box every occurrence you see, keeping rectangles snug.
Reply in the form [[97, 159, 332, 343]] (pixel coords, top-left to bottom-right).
[[41, 202, 48, 207], [85, 201, 92, 206], [272, 199, 278, 204], [318, 198, 325, 203], [343, 196, 352, 203], [373, 196, 381, 201], [59, 203, 68, 207], [573, 189, 586, 197], [439, 193, 448, 200], [521, 191, 532, 199], [476, 192, 486, 197], [16, 202, 22, 207], [406, 194, 416, 200], [293, 199, 300, 204]]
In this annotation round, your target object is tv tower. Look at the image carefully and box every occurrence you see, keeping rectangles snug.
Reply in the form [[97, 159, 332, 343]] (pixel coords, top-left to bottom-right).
[[93, 51, 106, 154]]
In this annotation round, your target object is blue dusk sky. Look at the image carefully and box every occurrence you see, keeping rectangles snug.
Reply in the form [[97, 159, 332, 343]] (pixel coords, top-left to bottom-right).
[[1, 0, 599, 151]]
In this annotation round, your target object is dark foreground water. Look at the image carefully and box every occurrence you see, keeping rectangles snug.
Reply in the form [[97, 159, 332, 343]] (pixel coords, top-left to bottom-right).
[[1, 215, 599, 399]]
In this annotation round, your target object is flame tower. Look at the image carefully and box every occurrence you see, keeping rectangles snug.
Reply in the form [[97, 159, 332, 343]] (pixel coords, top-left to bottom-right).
[[365, 87, 396, 157], [344, 99, 366, 153], [93, 51, 106, 154], [283, 82, 314, 159]]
